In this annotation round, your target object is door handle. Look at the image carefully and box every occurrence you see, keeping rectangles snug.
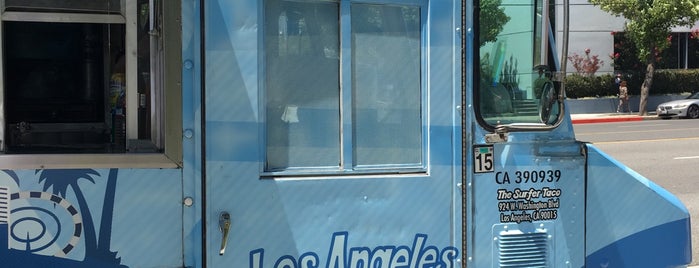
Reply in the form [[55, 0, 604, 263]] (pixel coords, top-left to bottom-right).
[[219, 211, 231, 256]]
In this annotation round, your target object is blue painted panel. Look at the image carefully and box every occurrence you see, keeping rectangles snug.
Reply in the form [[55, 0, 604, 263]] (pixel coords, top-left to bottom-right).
[[0, 168, 183, 268], [203, 0, 461, 267], [206, 162, 458, 267], [181, 0, 204, 267], [585, 145, 691, 267], [587, 219, 691, 268], [470, 140, 586, 267]]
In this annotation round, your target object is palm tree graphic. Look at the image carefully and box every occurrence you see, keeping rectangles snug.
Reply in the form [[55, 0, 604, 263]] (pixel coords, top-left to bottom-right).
[[37, 169, 122, 265]]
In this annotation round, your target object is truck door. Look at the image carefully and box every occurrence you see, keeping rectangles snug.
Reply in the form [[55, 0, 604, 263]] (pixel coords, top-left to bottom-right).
[[202, 0, 461, 267], [467, 0, 586, 267], [468, 0, 586, 267]]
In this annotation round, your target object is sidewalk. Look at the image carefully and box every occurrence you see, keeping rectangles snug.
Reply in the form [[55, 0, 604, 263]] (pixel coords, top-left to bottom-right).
[[571, 112, 659, 124]]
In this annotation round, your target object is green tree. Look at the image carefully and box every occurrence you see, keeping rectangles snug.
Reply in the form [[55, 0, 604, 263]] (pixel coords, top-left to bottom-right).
[[589, 0, 699, 115], [479, 0, 510, 46]]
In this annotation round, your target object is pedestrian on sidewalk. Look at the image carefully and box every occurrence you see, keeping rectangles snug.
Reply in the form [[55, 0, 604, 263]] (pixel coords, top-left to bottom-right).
[[617, 80, 630, 113]]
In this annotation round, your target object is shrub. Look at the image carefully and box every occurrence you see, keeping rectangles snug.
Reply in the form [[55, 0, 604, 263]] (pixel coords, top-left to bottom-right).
[[564, 74, 615, 98], [568, 48, 604, 76], [564, 69, 699, 98], [652, 69, 699, 94]]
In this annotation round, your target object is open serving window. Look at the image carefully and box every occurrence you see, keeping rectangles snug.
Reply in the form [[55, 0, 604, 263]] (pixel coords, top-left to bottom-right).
[[0, 0, 181, 167]]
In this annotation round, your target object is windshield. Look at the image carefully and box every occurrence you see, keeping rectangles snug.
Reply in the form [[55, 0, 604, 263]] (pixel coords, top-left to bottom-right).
[[476, 0, 564, 127]]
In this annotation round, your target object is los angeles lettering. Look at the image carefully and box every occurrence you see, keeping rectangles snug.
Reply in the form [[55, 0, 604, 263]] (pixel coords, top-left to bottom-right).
[[249, 232, 459, 268]]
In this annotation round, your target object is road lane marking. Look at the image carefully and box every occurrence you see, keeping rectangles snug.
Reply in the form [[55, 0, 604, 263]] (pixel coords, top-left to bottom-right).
[[674, 156, 699, 160], [576, 127, 699, 136], [591, 137, 699, 145], [618, 123, 671, 128]]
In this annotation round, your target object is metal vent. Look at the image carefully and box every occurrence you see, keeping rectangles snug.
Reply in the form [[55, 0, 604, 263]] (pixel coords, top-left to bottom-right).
[[497, 230, 549, 268]]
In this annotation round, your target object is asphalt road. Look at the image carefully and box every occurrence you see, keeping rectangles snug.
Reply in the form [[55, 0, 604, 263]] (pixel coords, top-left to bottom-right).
[[574, 118, 699, 265]]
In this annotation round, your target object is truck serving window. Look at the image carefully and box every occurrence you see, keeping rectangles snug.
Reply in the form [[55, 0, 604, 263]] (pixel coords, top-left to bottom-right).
[[264, 0, 424, 174], [476, 0, 563, 128], [4, 0, 120, 13], [0, 0, 181, 167]]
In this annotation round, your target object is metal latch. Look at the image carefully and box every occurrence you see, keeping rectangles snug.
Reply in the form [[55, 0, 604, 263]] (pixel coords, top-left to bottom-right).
[[219, 212, 231, 255]]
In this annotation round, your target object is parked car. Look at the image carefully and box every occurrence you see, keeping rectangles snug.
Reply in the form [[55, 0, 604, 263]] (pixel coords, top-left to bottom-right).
[[656, 92, 699, 119]]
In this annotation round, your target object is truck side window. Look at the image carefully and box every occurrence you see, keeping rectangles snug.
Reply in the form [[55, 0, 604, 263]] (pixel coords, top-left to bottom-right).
[[4, 0, 120, 13], [0, 0, 181, 165], [264, 0, 423, 173], [477, 0, 562, 127], [3, 22, 128, 153]]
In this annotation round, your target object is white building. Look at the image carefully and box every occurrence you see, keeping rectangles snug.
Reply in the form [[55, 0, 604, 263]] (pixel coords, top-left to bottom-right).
[[567, 0, 699, 74]]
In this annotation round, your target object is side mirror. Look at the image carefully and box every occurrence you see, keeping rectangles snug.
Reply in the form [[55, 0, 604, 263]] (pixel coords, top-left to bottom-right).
[[538, 81, 558, 124]]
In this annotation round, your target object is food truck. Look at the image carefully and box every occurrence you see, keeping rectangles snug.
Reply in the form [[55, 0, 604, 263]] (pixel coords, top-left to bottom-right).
[[0, 0, 690, 267]]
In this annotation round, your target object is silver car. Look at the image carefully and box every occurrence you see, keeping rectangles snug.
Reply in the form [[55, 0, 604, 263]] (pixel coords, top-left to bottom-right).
[[656, 92, 699, 119]]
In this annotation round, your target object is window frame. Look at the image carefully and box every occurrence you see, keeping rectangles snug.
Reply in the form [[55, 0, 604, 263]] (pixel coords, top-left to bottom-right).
[[0, 0, 182, 169], [261, 0, 429, 176], [473, 0, 565, 132]]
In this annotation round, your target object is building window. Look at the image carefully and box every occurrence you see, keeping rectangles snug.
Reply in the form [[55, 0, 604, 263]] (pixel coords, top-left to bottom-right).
[[614, 31, 699, 70], [264, 0, 424, 173], [657, 32, 699, 70], [0, 0, 181, 166], [657, 33, 683, 69], [688, 32, 699, 68]]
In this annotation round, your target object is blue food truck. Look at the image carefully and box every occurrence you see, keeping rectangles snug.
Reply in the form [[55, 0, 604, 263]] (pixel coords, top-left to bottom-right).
[[0, 0, 690, 267]]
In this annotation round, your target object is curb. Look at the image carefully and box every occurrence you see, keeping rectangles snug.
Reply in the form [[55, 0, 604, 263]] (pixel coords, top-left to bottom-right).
[[571, 113, 659, 124], [571, 116, 644, 124]]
